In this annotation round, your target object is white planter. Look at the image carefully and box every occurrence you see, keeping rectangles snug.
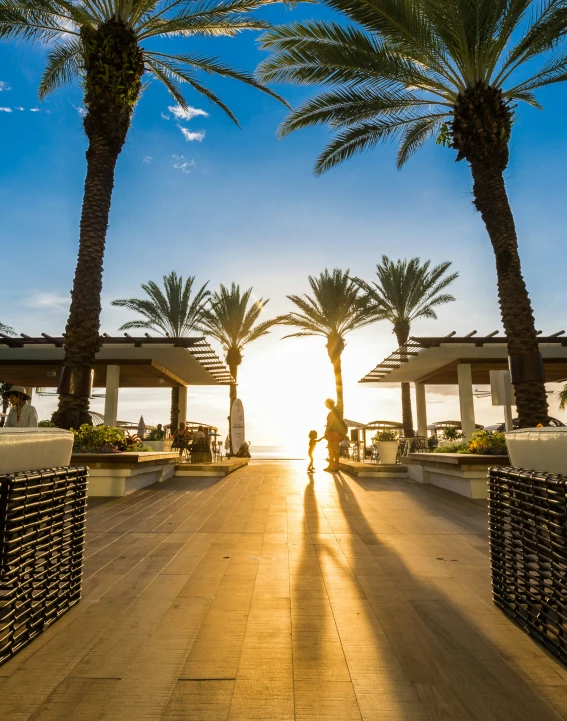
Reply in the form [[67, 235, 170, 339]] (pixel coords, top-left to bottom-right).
[[376, 441, 398, 465], [0, 427, 74, 475], [145, 440, 173, 452], [506, 427, 567, 475]]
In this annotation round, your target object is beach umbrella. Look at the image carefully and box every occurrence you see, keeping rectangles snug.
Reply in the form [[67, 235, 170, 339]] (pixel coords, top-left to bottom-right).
[[137, 416, 146, 439]]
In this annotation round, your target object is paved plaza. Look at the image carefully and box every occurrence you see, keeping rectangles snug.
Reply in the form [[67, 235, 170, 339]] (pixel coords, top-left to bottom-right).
[[2, 460, 567, 720]]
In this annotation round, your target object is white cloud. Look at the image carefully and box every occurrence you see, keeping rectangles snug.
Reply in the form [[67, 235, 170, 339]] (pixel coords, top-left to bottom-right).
[[142, 156, 153, 164], [0, 81, 10, 92], [0, 107, 12, 113], [168, 104, 208, 121], [172, 155, 196, 174], [24, 292, 69, 309], [15, 107, 25, 111], [179, 126, 205, 142], [74, 105, 87, 117], [161, 112, 171, 120], [29, 108, 39, 112]]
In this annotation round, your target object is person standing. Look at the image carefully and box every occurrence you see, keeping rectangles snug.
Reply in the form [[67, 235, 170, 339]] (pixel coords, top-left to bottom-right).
[[4, 386, 38, 427], [324, 398, 347, 472]]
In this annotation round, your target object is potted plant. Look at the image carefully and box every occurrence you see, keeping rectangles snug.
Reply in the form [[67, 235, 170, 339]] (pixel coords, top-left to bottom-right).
[[144, 425, 173, 452], [372, 429, 399, 465]]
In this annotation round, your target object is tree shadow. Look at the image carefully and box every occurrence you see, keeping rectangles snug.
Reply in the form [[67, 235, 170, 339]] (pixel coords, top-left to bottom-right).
[[292, 468, 567, 721]]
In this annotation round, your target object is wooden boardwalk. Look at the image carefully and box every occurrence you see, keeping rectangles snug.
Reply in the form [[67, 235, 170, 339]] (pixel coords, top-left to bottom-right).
[[2, 460, 567, 720]]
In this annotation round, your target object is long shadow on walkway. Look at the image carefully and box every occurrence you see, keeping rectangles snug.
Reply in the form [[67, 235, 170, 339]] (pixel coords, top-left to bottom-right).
[[301, 469, 567, 721]]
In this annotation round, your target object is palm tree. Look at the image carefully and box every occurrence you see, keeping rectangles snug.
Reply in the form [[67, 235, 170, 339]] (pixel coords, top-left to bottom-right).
[[281, 268, 376, 416], [111, 272, 210, 429], [0, 0, 284, 429], [257, 0, 567, 427], [353, 256, 458, 438], [199, 283, 281, 450]]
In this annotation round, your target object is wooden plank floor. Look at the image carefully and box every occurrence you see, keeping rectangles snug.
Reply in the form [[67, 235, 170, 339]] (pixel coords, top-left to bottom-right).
[[2, 460, 567, 720]]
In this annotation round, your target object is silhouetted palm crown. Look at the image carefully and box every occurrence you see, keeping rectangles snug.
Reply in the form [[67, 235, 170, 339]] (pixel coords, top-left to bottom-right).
[[282, 268, 375, 356], [199, 284, 279, 368], [259, 0, 567, 172], [112, 272, 210, 337], [353, 256, 458, 344], [1, 0, 282, 122]]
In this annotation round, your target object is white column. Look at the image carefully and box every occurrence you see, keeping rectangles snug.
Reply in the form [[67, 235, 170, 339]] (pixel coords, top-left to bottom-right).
[[103, 365, 120, 427], [415, 382, 427, 438], [457, 363, 476, 440], [178, 385, 187, 425]]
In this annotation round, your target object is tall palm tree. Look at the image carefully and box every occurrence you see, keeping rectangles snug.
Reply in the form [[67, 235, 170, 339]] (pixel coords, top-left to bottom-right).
[[111, 271, 210, 429], [0, 0, 284, 429], [258, 0, 567, 427], [353, 256, 458, 438], [199, 283, 281, 450], [282, 268, 376, 415]]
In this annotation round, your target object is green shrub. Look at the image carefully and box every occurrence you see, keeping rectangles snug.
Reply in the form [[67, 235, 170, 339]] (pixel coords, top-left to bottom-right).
[[465, 430, 507, 455], [146, 427, 166, 441], [38, 420, 56, 428], [72, 424, 127, 453], [442, 426, 462, 441], [434, 430, 508, 456], [372, 429, 398, 442], [436, 441, 469, 453]]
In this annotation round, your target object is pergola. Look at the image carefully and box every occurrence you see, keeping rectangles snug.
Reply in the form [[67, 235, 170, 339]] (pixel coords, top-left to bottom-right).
[[0, 334, 232, 426], [359, 330, 567, 439]]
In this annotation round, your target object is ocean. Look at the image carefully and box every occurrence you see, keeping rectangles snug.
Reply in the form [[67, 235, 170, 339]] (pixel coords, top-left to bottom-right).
[[249, 445, 305, 460]]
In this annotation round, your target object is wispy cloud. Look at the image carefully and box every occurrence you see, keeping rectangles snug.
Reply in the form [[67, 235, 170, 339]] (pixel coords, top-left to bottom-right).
[[168, 104, 208, 121], [172, 155, 196, 174], [143, 156, 153, 164], [0, 81, 10, 92], [29, 108, 39, 112], [179, 126, 205, 142], [24, 292, 69, 309], [74, 104, 87, 118], [0, 107, 12, 113], [161, 112, 171, 120], [15, 107, 25, 111]]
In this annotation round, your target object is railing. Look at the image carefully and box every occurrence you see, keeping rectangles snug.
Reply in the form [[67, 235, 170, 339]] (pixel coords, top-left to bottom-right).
[[489, 466, 567, 664], [0, 466, 88, 665]]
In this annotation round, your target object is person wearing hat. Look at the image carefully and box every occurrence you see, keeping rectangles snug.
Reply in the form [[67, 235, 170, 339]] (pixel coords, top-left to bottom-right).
[[4, 386, 38, 428]]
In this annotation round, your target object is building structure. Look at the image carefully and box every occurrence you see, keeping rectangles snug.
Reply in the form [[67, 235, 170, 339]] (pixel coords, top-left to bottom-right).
[[360, 331, 567, 439]]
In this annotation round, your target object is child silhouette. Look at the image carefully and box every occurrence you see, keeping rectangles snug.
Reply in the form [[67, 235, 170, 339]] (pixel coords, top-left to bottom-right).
[[307, 430, 323, 473]]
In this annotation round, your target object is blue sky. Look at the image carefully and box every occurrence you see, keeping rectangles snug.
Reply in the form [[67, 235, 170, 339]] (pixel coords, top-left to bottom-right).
[[1, 4, 567, 447]]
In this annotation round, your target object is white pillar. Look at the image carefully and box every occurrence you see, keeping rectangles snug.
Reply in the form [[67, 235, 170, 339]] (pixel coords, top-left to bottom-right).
[[178, 386, 187, 425], [104, 365, 120, 427], [415, 382, 427, 438], [457, 363, 476, 441]]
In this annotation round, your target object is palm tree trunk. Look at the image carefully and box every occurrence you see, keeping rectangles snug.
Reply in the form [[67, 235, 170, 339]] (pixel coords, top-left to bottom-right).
[[170, 386, 180, 431], [52, 133, 121, 430], [331, 353, 344, 416], [228, 364, 238, 455], [394, 325, 414, 438], [469, 158, 549, 427], [52, 21, 143, 430]]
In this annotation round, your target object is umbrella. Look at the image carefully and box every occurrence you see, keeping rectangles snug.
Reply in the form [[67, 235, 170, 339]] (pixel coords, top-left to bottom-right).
[[137, 415, 146, 439]]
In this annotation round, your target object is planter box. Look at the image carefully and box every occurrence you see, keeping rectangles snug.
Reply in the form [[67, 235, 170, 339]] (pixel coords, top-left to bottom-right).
[[506, 427, 567, 475], [145, 439, 173, 453], [0, 428, 74, 475], [407, 452, 509, 499], [71, 452, 179, 497], [489, 466, 567, 664], [0, 466, 88, 665], [376, 441, 398, 465]]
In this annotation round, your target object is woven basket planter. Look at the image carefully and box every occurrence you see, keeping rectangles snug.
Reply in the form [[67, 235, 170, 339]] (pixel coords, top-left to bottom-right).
[[489, 466, 567, 664], [0, 466, 88, 665]]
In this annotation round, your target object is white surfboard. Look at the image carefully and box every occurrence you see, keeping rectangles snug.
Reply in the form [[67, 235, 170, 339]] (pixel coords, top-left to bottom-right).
[[230, 399, 245, 453]]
